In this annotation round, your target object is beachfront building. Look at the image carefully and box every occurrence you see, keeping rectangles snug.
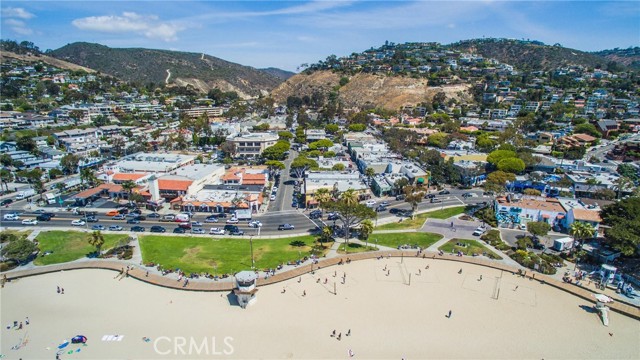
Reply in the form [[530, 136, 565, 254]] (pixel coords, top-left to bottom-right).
[[303, 171, 369, 207], [109, 152, 196, 174]]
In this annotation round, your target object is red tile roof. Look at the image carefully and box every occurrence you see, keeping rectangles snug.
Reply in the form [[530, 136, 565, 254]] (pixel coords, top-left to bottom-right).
[[158, 179, 192, 191], [113, 173, 147, 181]]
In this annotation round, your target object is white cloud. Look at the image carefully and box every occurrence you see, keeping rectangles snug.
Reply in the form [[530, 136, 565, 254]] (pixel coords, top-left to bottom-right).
[[1, 7, 35, 19], [72, 12, 183, 42], [3, 15, 34, 35]]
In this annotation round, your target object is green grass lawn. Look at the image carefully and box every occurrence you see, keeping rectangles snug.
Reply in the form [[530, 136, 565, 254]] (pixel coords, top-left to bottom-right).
[[34, 231, 130, 266], [368, 232, 443, 249], [337, 242, 378, 254], [376, 206, 467, 230], [438, 239, 502, 260], [139, 235, 331, 275]]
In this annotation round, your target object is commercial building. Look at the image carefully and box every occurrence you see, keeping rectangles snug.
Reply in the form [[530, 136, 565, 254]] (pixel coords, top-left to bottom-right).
[[227, 132, 279, 158]]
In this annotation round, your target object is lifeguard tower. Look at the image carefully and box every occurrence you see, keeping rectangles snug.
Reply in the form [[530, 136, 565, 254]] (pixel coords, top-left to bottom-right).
[[234, 271, 258, 309]]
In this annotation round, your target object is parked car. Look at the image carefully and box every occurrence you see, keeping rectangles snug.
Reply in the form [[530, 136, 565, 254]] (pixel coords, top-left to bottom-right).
[[173, 227, 186, 234], [472, 227, 486, 236], [430, 198, 442, 203], [365, 200, 377, 207], [22, 219, 38, 225], [533, 243, 546, 250], [130, 226, 145, 232], [395, 194, 405, 201], [483, 191, 494, 196], [191, 228, 206, 234], [248, 220, 262, 228], [205, 215, 219, 223], [462, 192, 474, 198], [191, 221, 203, 227], [278, 224, 295, 230], [126, 218, 140, 224], [161, 214, 176, 222], [389, 208, 402, 214], [380, 201, 389, 207], [270, 194, 276, 201], [438, 190, 450, 195], [209, 227, 225, 235], [92, 224, 106, 230], [178, 222, 192, 229], [150, 225, 166, 233], [84, 216, 99, 222], [309, 210, 323, 219], [147, 212, 161, 218], [226, 218, 239, 224], [327, 212, 339, 221], [108, 225, 124, 231], [375, 205, 387, 212], [112, 214, 126, 220], [106, 210, 120, 217], [71, 219, 86, 226], [425, 193, 436, 199]]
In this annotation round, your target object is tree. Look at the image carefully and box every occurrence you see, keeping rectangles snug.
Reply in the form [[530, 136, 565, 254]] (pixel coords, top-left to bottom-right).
[[60, 154, 80, 174], [16, 136, 37, 154], [487, 150, 517, 167], [0, 153, 13, 167], [365, 167, 375, 181], [360, 219, 374, 241], [80, 167, 98, 188], [0, 238, 37, 263], [394, 178, 409, 194], [314, 188, 332, 213], [523, 188, 542, 196], [614, 176, 633, 199], [600, 197, 640, 255], [527, 221, 551, 239], [220, 141, 237, 158], [48, 168, 63, 179], [262, 141, 290, 161], [569, 222, 596, 244], [325, 124, 339, 134], [88, 231, 105, 256], [484, 171, 516, 194], [616, 164, 639, 183], [427, 132, 449, 148], [403, 185, 424, 219], [332, 163, 345, 171], [278, 131, 293, 141], [290, 156, 318, 179], [265, 160, 285, 178], [573, 123, 601, 138], [308, 139, 333, 150], [497, 158, 526, 173], [121, 180, 137, 201], [348, 123, 366, 132], [324, 190, 376, 246], [0, 168, 13, 192]]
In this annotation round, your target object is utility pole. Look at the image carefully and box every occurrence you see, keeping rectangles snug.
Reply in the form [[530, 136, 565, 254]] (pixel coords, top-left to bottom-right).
[[249, 235, 255, 270]]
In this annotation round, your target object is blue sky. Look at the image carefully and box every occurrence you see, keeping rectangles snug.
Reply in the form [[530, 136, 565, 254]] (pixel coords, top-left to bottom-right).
[[2, 1, 639, 71]]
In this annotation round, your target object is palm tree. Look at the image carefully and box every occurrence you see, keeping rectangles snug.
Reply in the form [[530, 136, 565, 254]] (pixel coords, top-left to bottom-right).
[[569, 221, 596, 254], [121, 180, 137, 202], [314, 188, 331, 212], [340, 189, 359, 207], [360, 219, 374, 246], [80, 168, 98, 188], [0, 168, 13, 192], [88, 231, 105, 257], [365, 167, 375, 182]]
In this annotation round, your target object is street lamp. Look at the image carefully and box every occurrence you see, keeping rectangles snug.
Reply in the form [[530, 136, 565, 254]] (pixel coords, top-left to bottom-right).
[[249, 235, 255, 270]]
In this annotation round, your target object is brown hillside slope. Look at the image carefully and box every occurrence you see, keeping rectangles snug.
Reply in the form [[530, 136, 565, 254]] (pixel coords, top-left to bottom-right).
[[1, 51, 96, 73], [272, 71, 471, 110]]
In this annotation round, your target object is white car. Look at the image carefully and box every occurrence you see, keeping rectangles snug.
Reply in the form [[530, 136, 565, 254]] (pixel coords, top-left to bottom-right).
[[365, 200, 376, 207], [71, 219, 86, 226], [248, 220, 262, 228], [21, 219, 38, 225], [3, 213, 19, 221], [272, 187, 278, 192], [270, 194, 276, 201], [210, 227, 225, 235], [226, 218, 239, 224]]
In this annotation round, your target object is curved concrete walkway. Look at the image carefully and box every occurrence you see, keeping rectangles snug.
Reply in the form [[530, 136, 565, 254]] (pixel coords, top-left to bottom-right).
[[2, 250, 638, 320]]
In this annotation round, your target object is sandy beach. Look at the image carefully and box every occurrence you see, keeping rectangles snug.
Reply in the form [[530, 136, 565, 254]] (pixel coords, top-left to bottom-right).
[[1, 258, 639, 359]]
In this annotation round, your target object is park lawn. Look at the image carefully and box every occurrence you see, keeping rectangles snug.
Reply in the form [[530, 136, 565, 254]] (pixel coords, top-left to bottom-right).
[[369, 232, 443, 249], [34, 231, 129, 266], [376, 206, 466, 230], [337, 243, 378, 254], [438, 239, 502, 260], [0, 229, 32, 242], [139, 235, 330, 275]]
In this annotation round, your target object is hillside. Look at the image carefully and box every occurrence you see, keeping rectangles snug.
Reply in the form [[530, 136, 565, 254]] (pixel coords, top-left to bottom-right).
[[448, 39, 610, 71], [0, 51, 96, 73], [272, 71, 471, 110], [260, 67, 296, 81], [49, 42, 284, 97], [592, 47, 640, 70]]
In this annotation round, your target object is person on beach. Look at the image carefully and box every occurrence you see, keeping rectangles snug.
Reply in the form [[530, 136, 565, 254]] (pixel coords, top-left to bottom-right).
[[298, 277, 301, 283], [282, 287, 286, 293], [145, 271, 149, 277], [302, 290, 306, 296], [479, 275, 482, 281], [331, 330, 336, 337], [346, 329, 351, 336], [57, 286, 60, 294], [458, 269, 462, 274], [337, 333, 341, 340], [18, 322, 22, 330], [418, 269, 422, 275], [61, 288, 64, 294], [25, 317, 29, 325], [448, 310, 452, 318]]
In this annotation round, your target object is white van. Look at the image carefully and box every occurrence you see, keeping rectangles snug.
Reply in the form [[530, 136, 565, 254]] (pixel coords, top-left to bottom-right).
[[174, 213, 190, 223], [3, 213, 20, 221]]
